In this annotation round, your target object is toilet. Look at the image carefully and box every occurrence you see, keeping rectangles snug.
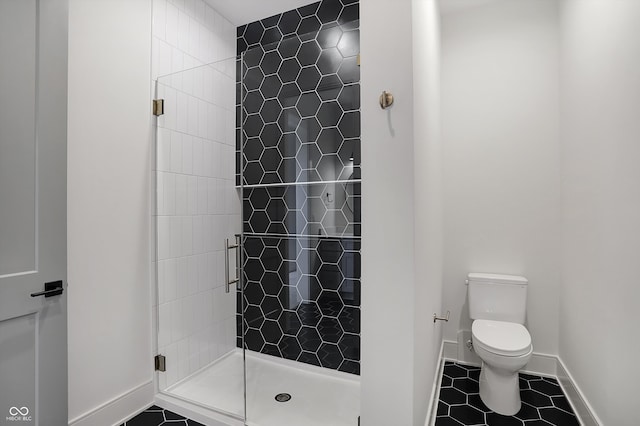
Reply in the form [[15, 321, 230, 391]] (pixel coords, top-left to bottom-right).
[[467, 273, 533, 416]]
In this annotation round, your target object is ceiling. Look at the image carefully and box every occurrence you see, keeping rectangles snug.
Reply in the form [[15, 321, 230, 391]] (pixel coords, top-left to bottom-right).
[[438, 0, 501, 15], [205, 0, 317, 26]]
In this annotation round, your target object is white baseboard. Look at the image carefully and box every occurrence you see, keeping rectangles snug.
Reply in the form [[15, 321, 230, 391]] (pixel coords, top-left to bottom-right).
[[521, 351, 558, 378], [424, 341, 445, 426], [557, 357, 602, 426], [442, 339, 457, 360], [437, 340, 600, 426], [154, 393, 243, 426], [443, 339, 558, 377], [68, 381, 154, 426]]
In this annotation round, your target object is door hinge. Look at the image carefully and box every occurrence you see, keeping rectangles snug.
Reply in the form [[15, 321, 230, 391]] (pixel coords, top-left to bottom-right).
[[153, 99, 164, 116], [155, 354, 166, 372], [357, 54, 361, 67]]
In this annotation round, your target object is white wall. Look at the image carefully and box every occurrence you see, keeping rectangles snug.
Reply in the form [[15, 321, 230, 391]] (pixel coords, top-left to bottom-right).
[[361, 1, 442, 425], [204, 0, 312, 26], [440, 0, 562, 356], [67, 0, 153, 424], [559, 1, 640, 424], [360, 0, 416, 424], [412, 0, 443, 424], [151, 0, 239, 391]]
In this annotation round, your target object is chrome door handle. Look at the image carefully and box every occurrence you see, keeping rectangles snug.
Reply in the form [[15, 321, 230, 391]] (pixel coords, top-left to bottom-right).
[[225, 234, 241, 293], [31, 280, 64, 298], [235, 234, 241, 291]]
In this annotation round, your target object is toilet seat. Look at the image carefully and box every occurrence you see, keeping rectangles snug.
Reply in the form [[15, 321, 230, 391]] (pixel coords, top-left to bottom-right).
[[472, 320, 532, 357]]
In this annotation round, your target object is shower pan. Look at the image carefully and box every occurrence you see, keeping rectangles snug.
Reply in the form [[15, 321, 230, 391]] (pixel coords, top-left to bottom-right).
[[153, 2, 361, 424]]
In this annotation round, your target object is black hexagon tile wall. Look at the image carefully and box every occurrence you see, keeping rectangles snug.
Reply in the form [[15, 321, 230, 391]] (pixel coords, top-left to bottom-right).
[[235, 0, 361, 375]]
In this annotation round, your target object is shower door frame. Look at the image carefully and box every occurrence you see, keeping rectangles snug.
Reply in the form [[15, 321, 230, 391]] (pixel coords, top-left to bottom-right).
[[153, 56, 248, 425]]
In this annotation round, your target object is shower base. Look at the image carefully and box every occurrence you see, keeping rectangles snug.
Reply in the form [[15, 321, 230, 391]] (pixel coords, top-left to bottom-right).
[[164, 349, 360, 426]]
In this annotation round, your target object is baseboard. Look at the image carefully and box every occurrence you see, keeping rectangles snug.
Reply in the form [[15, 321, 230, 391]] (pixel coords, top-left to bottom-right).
[[154, 393, 243, 426], [521, 352, 558, 378], [68, 381, 154, 426], [424, 340, 445, 426], [557, 357, 602, 426], [443, 339, 557, 377], [442, 339, 457, 360], [436, 340, 601, 426]]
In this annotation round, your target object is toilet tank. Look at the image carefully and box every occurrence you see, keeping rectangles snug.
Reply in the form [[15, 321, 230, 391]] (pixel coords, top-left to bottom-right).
[[468, 273, 528, 324]]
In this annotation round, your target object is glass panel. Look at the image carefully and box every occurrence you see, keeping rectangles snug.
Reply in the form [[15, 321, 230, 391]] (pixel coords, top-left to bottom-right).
[[239, 2, 362, 422], [242, 235, 361, 368], [154, 57, 244, 420], [243, 182, 361, 238], [0, 0, 37, 276], [240, 41, 361, 187]]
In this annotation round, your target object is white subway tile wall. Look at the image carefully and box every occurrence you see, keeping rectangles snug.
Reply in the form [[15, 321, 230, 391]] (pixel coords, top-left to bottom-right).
[[152, 0, 240, 391]]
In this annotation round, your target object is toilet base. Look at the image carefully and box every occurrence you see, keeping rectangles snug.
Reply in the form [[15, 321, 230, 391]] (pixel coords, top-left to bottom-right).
[[479, 361, 521, 416]]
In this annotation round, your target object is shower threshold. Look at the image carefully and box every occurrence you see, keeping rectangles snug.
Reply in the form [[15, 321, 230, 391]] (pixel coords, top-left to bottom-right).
[[161, 349, 360, 426]]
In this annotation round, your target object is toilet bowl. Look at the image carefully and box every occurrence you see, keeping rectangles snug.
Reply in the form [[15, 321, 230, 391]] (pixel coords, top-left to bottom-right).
[[472, 319, 533, 416]]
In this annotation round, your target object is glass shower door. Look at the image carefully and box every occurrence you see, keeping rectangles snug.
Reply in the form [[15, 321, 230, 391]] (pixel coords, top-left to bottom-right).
[[152, 3, 362, 424], [154, 57, 246, 421]]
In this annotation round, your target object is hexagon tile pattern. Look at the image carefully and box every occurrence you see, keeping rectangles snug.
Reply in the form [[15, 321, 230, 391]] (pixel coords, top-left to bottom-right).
[[243, 183, 361, 237], [236, 0, 361, 186], [121, 405, 204, 426], [436, 362, 580, 426], [234, 0, 361, 375], [238, 236, 361, 375]]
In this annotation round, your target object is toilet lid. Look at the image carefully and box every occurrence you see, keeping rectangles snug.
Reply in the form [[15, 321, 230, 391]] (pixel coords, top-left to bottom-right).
[[472, 320, 532, 357]]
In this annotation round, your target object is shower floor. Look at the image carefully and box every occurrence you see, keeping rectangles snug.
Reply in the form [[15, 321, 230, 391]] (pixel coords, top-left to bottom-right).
[[167, 350, 360, 426]]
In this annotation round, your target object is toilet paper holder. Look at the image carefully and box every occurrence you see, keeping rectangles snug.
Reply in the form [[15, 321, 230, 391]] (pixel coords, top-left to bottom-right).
[[433, 311, 450, 323]]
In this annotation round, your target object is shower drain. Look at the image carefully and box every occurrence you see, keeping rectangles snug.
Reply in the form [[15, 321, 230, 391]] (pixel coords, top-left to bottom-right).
[[275, 393, 292, 402]]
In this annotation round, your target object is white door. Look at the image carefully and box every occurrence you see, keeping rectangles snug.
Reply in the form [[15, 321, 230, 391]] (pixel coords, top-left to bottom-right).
[[0, 0, 68, 425]]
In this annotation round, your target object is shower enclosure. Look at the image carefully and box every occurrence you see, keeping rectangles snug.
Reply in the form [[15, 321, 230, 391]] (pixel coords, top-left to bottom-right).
[[154, 2, 361, 424]]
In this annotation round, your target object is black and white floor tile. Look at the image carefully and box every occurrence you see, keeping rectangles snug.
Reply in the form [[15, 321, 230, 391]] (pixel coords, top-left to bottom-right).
[[436, 362, 580, 426], [121, 405, 204, 426]]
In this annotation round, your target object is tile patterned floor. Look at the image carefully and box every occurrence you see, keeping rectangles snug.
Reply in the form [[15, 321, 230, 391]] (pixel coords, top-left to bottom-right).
[[121, 405, 204, 426], [435, 362, 580, 426]]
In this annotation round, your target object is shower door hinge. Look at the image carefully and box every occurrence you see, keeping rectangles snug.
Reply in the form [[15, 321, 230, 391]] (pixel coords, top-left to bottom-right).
[[153, 99, 164, 116], [357, 54, 361, 66], [155, 354, 166, 372]]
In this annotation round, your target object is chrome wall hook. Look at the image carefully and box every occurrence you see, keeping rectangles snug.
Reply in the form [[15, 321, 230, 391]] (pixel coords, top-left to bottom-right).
[[379, 91, 394, 109], [433, 311, 450, 323]]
